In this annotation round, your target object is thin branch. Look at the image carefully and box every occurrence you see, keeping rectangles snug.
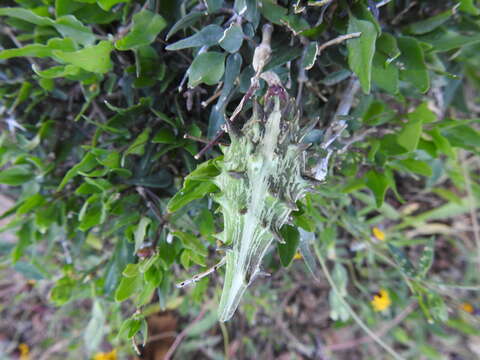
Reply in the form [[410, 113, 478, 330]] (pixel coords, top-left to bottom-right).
[[326, 302, 417, 351], [460, 150, 480, 273], [317, 32, 362, 56], [164, 306, 209, 360], [312, 78, 360, 180], [314, 246, 405, 360]]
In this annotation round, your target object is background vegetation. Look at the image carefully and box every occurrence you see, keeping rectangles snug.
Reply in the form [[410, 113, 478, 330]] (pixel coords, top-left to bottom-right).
[[1, 0, 480, 359]]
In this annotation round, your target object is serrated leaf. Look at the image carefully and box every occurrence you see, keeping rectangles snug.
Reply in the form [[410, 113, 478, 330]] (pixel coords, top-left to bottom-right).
[[347, 16, 378, 93], [115, 10, 166, 50], [188, 52, 226, 87]]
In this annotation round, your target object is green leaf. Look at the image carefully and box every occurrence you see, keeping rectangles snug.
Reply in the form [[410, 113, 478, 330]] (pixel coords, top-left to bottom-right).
[[17, 193, 45, 215], [396, 37, 430, 93], [33, 64, 82, 79], [259, 0, 287, 24], [441, 124, 480, 149], [0, 165, 34, 186], [365, 170, 390, 208], [405, 9, 452, 35], [277, 225, 300, 267], [84, 300, 106, 354], [167, 158, 221, 212], [166, 11, 203, 40], [12, 222, 33, 263], [428, 128, 455, 158], [122, 263, 140, 278], [387, 243, 418, 278], [115, 274, 142, 302], [166, 24, 224, 51], [372, 52, 399, 94], [206, 0, 223, 12], [53, 41, 113, 74], [134, 217, 151, 253], [124, 127, 151, 156], [188, 52, 226, 87], [0, 37, 76, 60], [397, 159, 432, 177], [152, 128, 177, 144], [172, 231, 208, 257], [115, 10, 166, 50], [418, 238, 435, 278], [54, 15, 96, 46], [58, 152, 97, 190], [396, 105, 427, 152], [219, 23, 244, 53], [301, 42, 318, 70], [97, 0, 130, 11], [144, 265, 163, 287], [50, 276, 76, 305], [104, 237, 135, 296], [459, 0, 480, 15], [347, 16, 378, 93], [0, 7, 54, 26]]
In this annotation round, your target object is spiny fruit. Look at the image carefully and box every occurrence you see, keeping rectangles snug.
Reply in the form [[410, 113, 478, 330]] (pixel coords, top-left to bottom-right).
[[214, 81, 312, 321]]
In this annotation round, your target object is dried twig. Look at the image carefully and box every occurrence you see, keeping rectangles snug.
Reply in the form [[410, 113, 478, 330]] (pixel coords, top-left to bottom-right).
[[163, 306, 209, 360], [312, 78, 360, 181], [326, 302, 417, 351], [317, 32, 362, 56], [460, 150, 480, 273]]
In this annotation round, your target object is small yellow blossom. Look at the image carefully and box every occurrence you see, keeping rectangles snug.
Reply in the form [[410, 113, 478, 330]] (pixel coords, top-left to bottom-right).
[[371, 289, 391, 312], [19, 343, 30, 360], [293, 251, 302, 260], [93, 349, 117, 360], [372, 227, 386, 241], [460, 302, 474, 314]]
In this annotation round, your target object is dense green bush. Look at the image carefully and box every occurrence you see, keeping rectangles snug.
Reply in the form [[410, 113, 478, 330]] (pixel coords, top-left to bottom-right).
[[1, 0, 480, 359]]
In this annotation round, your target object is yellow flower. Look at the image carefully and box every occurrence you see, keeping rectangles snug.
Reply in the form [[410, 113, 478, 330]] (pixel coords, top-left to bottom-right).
[[293, 251, 302, 260], [19, 343, 30, 360], [93, 349, 117, 360], [372, 227, 386, 241], [371, 289, 391, 312], [460, 302, 474, 314]]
